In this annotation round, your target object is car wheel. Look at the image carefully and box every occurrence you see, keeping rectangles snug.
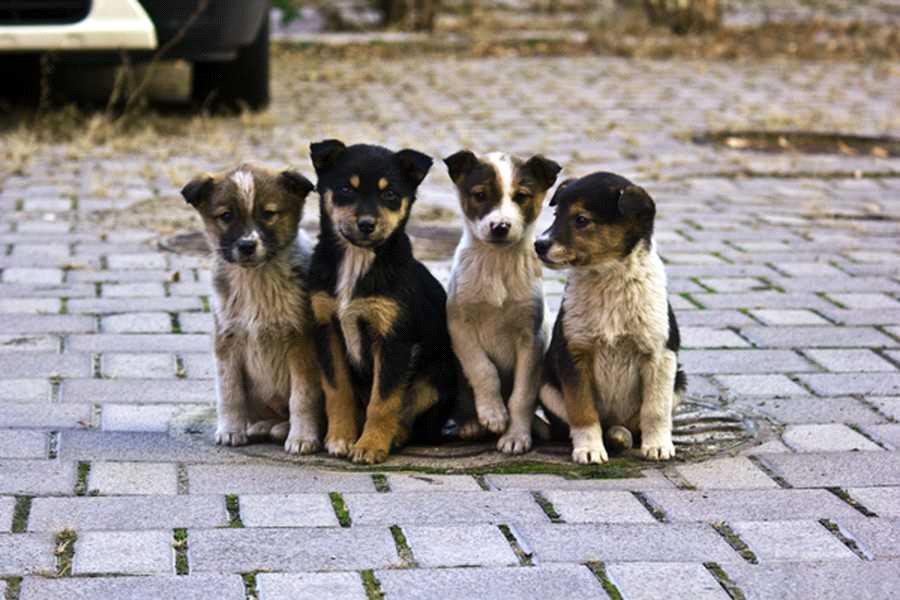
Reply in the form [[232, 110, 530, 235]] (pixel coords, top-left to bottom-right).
[[192, 15, 270, 112]]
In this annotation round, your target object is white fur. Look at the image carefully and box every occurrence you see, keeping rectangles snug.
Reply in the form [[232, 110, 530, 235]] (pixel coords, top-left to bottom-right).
[[473, 152, 527, 243], [230, 169, 255, 212], [336, 242, 375, 366]]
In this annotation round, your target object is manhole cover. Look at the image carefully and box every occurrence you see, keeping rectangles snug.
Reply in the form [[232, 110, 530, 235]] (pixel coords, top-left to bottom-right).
[[693, 130, 899, 157], [169, 398, 762, 477]]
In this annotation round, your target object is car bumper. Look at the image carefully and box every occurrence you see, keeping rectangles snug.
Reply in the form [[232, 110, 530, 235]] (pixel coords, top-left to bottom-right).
[[0, 0, 157, 52]]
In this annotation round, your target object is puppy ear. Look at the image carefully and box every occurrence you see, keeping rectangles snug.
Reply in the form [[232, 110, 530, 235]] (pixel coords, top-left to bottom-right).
[[548, 177, 575, 207], [443, 150, 478, 184], [278, 170, 314, 200], [618, 185, 655, 218], [395, 149, 433, 188], [523, 155, 562, 191], [309, 139, 346, 174], [181, 174, 214, 208]]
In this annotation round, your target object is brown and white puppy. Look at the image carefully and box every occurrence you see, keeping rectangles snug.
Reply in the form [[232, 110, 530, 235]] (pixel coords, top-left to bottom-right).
[[181, 163, 323, 455], [535, 172, 686, 463], [444, 151, 561, 454]]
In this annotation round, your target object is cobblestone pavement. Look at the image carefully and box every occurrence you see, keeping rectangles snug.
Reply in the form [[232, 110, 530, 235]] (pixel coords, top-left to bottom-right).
[[1, 51, 899, 599]]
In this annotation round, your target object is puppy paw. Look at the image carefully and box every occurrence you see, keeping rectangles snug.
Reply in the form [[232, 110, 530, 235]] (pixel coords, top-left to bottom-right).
[[458, 419, 486, 440], [349, 440, 389, 465], [269, 421, 290, 442], [641, 441, 676, 461], [497, 429, 532, 455], [572, 443, 608, 464], [477, 403, 509, 435], [215, 428, 248, 447], [325, 436, 354, 457], [285, 434, 321, 455]]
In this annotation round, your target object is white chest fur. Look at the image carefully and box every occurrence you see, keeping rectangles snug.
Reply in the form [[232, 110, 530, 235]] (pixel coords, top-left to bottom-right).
[[336, 244, 375, 366]]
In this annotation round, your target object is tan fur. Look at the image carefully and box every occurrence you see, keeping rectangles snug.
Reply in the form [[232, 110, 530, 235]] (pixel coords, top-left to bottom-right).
[[311, 291, 337, 325], [322, 326, 359, 457], [349, 345, 405, 464]]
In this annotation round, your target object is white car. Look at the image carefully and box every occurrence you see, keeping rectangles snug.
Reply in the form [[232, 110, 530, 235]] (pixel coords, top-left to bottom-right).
[[0, 0, 271, 109]]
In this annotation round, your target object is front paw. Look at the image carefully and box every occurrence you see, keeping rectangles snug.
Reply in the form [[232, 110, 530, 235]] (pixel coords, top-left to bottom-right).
[[641, 439, 676, 461], [325, 436, 354, 457], [497, 429, 532, 455], [572, 442, 608, 464], [285, 433, 321, 455], [458, 419, 486, 440], [215, 425, 248, 447], [477, 401, 509, 435], [350, 438, 389, 465]]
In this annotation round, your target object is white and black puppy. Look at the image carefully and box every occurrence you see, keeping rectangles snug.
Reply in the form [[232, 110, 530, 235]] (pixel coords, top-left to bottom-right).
[[182, 163, 323, 455], [535, 172, 686, 463], [444, 151, 561, 454]]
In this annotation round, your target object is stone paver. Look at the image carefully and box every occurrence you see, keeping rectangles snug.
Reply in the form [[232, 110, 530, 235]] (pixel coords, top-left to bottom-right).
[[87, 461, 178, 495], [847, 487, 900, 518], [19, 575, 246, 600], [782, 424, 883, 452], [0, 430, 48, 459], [733, 396, 884, 424], [343, 491, 549, 526], [731, 520, 858, 562], [73, 530, 173, 575], [484, 470, 674, 491], [102, 353, 176, 379], [674, 457, 778, 489], [239, 494, 339, 527], [28, 496, 227, 531], [189, 527, 401, 573], [256, 573, 367, 600], [0, 496, 14, 532], [835, 517, 900, 560], [386, 474, 482, 492], [723, 561, 900, 600], [376, 565, 606, 600], [606, 562, 729, 600], [644, 489, 859, 522], [188, 465, 375, 494], [0, 533, 56, 576], [542, 490, 656, 523], [402, 524, 520, 567], [759, 452, 900, 488], [0, 460, 75, 495]]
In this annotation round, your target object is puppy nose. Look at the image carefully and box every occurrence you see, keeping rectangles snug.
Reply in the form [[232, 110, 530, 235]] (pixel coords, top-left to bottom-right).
[[534, 238, 551, 256], [490, 222, 511, 238], [357, 216, 376, 235], [237, 240, 257, 256]]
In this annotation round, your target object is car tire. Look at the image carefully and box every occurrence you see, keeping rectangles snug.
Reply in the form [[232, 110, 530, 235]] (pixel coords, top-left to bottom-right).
[[192, 15, 270, 112]]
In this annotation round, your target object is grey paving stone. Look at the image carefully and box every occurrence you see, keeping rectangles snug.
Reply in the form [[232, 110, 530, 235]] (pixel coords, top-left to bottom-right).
[[681, 327, 750, 348], [256, 572, 367, 600], [107, 253, 169, 270], [68, 268, 177, 283], [403, 524, 519, 567], [0, 403, 92, 428], [67, 334, 209, 352], [0, 459, 75, 494], [386, 474, 482, 492], [829, 293, 900, 309], [732, 396, 884, 425], [102, 353, 176, 379], [102, 282, 166, 298], [239, 494, 339, 527], [376, 565, 606, 600], [484, 470, 674, 491], [343, 491, 549, 526], [690, 292, 834, 310], [61, 378, 213, 404], [100, 403, 204, 433], [723, 560, 900, 600], [715, 375, 806, 396], [676, 310, 755, 327], [19, 575, 246, 600], [0, 430, 47, 459], [759, 452, 900, 488], [73, 530, 173, 575], [181, 353, 215, 379], [190, 527, 401, 573], [519, 522, 738, 562], [674, 457, 778, 489], [606, 562, 729, 600], [56, 431, 239, 463], [0, 283, 95, 299], [0, 496, 14, 532], [0, 334, 59, 353], [679, 350, 816, 374], [0, 379, 50, 402], [782, 424, 883, 452], [0, 297, 60, 314], [731, 520, 857, 562], [69, 296, 203, 314], [0, 352, 91, 378], [819, 308, 900, 326], [862, 424, 900, 450], [188, 465, 375, 494], [644, 489, 859, 522], [1, 267, 63, 285], [700, 277, 768, 293], [88, 462, 178, 495], [798, 373, 900, 396], [0, 314, 96, 334], [0, 533, 56, 576], [179, 313, 214, 334], [847, 487, 900, 518], [102, 312, 173, 334], [749, 309, 830, 325], [28, 495, 227, 531], [741, 326, 895, 348], [871, 397, 900, 421], [836, 517, 900, 560], [542, 490, 656, 523], [776, 262, 847, 277], [805, 349, 896, 372], [740, 439, 793, 455]]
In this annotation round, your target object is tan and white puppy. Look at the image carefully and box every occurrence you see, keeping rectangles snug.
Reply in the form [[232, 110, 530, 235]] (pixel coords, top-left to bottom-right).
[[181, 163, 323, 455], [536, 172, 686, 464], [444, 150, 561, 454]]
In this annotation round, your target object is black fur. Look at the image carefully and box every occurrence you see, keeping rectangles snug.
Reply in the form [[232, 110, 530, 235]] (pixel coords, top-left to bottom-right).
[[308, 141, 455, 442]]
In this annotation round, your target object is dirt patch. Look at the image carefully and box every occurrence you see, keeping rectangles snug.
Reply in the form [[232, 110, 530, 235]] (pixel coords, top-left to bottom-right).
[[694, 130, 900, 157]]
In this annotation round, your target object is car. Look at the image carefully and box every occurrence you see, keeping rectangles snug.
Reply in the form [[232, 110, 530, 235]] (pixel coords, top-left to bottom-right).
[[0, 0, 271, 110]]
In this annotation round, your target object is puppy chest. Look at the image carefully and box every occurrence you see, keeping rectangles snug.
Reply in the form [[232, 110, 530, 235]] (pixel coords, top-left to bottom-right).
[[590, 342, 644, 423], [241, 337, 292, 402]]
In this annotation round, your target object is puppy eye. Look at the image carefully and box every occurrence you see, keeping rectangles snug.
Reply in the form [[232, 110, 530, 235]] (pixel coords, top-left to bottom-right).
[[262, 209, 278, 220], [218, 211, 234, 224], [381, 189, 398, 203], [340, 186, 353, 195], [471, 190, 487, 202], [513, 191, 531, 204], [574, 214, 591, 228]]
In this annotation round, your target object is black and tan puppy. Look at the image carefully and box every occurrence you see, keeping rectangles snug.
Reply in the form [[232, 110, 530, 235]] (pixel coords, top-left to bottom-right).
[[307, 140, 455, 464], [181, 163, 323, 455], [535, 172, 686, 463]]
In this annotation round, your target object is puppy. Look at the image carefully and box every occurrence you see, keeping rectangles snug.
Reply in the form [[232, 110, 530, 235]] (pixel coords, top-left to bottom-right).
[[443, 150, 561, 454], [181, 163, 323, 455], [307, 140, 456, 464], [535, 172, 686, 463]]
